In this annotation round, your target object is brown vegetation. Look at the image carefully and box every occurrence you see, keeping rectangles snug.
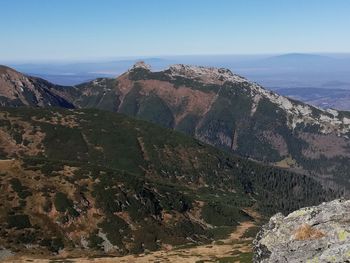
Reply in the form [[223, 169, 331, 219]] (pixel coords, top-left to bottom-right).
[[293, 224, 325, 240]]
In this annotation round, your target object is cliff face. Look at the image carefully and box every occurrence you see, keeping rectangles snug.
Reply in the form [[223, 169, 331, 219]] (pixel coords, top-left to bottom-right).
[[253, 199, 350, 263]]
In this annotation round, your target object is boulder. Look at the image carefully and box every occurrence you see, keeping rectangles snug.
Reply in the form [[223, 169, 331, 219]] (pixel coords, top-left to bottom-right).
[[253, 199, 350, 263]]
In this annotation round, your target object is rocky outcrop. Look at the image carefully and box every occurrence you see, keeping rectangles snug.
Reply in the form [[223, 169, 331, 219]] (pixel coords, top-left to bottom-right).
[[167, 64, 247, 84], [253, 199, 350, 263], [131, 61, 152, 71], [0, 248, 13, 261]]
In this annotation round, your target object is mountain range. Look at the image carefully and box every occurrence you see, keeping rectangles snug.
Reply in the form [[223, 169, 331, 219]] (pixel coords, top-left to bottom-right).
[[8, 54, 350, 90], [3, 62, 350, 187], [0, 62, 349, 259]]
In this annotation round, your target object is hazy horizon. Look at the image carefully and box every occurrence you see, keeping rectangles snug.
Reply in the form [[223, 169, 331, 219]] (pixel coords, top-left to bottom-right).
[[1, 0, 350, 62], [3, 52, 350, 65], [1, 1, 349, 100]]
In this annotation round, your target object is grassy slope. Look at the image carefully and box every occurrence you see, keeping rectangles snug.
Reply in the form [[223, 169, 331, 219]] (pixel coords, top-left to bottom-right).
[[0, 107, 338, 257]]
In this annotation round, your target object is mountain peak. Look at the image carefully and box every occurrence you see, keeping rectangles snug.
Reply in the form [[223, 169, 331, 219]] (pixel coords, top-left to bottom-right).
[[129, 62, 247, 84], [131, 61, 151, 71]]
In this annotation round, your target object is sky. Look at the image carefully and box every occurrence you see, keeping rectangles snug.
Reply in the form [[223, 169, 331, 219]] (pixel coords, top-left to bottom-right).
[[1, 0, 350, 62]]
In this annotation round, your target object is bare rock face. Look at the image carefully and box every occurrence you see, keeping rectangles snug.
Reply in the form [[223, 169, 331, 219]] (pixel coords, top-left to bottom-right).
[[167, 64, 247, 84], [131, 61, 152, 71], [253, 199, 350, 263], [0, 248, 13, 261]]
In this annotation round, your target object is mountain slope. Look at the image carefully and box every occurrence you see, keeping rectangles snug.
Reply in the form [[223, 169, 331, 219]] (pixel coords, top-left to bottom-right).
[[0, 107, 336, 258], [0, 65, 75, 108], [2, 63, 350, 189], [72, 62, 350, 190]]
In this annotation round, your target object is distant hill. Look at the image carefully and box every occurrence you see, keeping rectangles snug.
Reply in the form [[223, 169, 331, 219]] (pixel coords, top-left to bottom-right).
[[249, 53, 349, 73], [276, 87, 350, 111], [7, 54, 350, 88], [263, 53, 334, 63], [0, 65, 74, 108], [9, 58, 172, 85]]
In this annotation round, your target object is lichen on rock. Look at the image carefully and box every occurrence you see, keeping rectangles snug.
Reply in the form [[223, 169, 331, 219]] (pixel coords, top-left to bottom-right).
[[253, 199, 350, 263]]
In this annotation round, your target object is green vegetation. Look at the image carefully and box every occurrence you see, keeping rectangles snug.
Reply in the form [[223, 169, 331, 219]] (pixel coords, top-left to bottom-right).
[[88, 231, 104, 250], [98, 216, 130, 248], [202, 202, 250, 227], [216, 252, 253, 263], [77, 79, 119, 111], [54, 192, 79, 217], [39, 237, 64, 253], [137, 93, 174, 128], [0, 106, 339, 257], [242, 226, 260, 239], [207, 226, 235, 240], [7, 214, 32, 229], [38, 67, 350, 193], [176, 114, 201, 135], [118, 84, 142, 116], [9, 178, 32, 199], [41, 123, 88, 161]]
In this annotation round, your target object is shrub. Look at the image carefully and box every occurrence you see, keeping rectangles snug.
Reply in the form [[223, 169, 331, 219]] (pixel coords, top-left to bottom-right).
[[7, 214, 32, 229], [54, 192, 79, 217], [9, 178, 32, 199], [98, 215, 130, 247], [88, 232, 104, 250]]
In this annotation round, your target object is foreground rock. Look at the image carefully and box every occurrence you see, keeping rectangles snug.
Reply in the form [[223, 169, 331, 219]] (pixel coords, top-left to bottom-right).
[[253, 199, 350, 263], [0, 248, 13, 261]]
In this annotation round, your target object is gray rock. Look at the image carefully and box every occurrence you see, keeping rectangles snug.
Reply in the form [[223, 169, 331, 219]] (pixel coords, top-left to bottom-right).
[[0, 247, 14, 261], [131, 61, 151, 71], [253, 199, 350, 263]]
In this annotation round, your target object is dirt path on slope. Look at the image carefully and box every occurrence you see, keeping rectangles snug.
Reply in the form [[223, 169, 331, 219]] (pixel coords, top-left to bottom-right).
[[0, 159, 16, 168]]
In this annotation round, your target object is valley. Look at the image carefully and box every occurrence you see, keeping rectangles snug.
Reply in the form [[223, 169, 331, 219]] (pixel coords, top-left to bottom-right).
[[0, 106, 337, 261]]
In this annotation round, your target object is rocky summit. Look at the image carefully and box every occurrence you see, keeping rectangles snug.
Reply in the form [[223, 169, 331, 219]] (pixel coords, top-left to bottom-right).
[[253, 199, 350, 263]]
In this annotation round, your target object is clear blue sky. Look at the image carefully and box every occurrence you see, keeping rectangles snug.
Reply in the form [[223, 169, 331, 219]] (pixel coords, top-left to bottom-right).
[[1, 0, 350, 62]]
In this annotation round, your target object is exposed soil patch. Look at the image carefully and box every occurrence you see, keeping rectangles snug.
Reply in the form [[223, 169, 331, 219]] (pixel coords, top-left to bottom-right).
[[137, 79, 216, 124], [299, 132, 350, 159], [136, 136, 149, 161]]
